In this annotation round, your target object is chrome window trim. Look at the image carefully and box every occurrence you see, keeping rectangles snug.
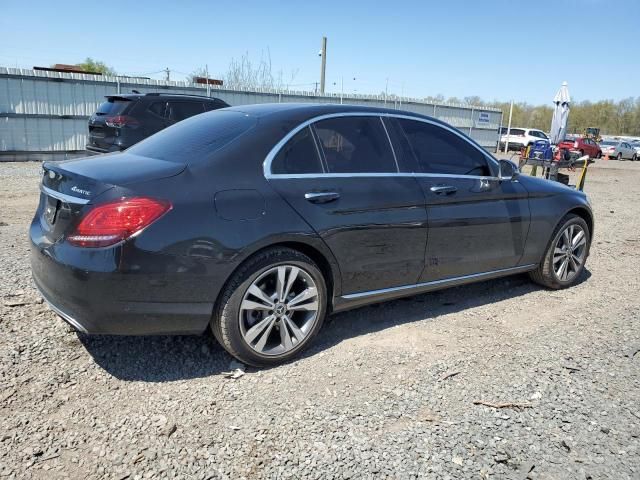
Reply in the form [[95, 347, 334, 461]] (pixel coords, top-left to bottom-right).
[[264, 172, 499, 180], [40, 184, 90, 205], [263, 111, 500, 179]]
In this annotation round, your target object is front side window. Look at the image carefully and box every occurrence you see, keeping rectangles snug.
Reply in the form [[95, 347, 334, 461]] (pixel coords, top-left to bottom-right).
[[271, 127, 323, 175], [397, 119, 492, 176], [313, 116, 397, 173]]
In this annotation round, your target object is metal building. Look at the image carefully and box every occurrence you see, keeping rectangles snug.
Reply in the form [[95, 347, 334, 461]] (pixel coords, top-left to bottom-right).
[[0, 67, 502, 161]]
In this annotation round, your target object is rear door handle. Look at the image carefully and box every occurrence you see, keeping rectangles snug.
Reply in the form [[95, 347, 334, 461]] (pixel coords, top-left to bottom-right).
[[304, 191, 340, 204], [430, 185, 457, 195]]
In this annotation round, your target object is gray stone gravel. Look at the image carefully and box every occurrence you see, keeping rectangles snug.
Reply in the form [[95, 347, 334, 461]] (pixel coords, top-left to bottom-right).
[[0, 160, 639, 479]]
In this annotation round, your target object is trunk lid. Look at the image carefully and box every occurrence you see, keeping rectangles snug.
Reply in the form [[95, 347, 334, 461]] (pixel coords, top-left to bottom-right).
[[38, 153, 185, 243]]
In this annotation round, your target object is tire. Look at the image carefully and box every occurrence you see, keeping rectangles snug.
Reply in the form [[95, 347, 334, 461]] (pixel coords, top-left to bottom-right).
[[633, 154, 637, 161], [529, 214, 591, 290], [596, 152, 602, 159], [212, 247, 327, 367], [579, 150, 585, 158], [617, 153, 622, 160]]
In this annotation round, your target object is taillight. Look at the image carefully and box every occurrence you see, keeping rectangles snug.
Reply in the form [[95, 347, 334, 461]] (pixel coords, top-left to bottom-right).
[[68, 197, 172, 247], [105, 115, 139, 128]]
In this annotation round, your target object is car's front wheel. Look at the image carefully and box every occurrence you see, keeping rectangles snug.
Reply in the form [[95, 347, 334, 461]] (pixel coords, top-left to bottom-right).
[[212, 248, 327, 367], [529, 214, 590, 289]]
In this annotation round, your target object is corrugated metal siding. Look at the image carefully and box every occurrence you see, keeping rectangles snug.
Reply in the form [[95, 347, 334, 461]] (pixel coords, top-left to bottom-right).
[[0, 67, 502, 153]]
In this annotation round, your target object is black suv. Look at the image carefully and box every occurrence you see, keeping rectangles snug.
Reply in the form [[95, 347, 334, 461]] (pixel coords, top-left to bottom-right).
[[86, 93, 229, 153]]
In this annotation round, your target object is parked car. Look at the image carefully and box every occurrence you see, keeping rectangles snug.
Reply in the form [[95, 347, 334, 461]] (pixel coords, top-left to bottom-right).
[[557, 137, 602, 158], [499, 127, 549, 151], [599, 140, 637, 160], [631, 140, 640, 155], [86, 93, 229, 153], [31, 104, 593, 366]]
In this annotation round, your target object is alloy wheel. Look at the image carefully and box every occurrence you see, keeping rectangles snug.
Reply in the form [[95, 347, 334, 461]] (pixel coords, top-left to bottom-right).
[[552, 224, 587, 282], [239, 265, 320, 356]]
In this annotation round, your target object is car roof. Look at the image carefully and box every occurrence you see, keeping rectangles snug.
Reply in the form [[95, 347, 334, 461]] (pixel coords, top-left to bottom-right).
[[223, 102, 449, 126], [105, 93, 222, 102]]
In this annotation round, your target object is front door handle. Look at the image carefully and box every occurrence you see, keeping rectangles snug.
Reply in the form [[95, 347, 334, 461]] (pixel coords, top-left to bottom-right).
[[304, 191, 340, 204], [430, 185, 457, 195]]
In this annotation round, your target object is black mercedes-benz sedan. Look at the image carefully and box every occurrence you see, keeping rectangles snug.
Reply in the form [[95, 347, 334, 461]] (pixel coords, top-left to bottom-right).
[[30, 103, 593, 366]]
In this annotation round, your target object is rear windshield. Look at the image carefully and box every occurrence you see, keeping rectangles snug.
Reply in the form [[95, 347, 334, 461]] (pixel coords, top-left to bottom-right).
[[96, 99, 131, 116], [127, 110, 257, 164]]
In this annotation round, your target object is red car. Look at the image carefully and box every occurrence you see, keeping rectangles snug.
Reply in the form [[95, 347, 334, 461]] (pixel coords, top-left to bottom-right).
[[557, 137, 602, 159]]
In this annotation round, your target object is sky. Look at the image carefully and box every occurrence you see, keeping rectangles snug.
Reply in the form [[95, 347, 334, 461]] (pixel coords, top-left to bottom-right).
[[1, 0, 638, 105]]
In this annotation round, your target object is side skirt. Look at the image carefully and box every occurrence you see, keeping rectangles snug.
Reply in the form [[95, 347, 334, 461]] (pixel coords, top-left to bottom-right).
[[332, 264, 537, 312]]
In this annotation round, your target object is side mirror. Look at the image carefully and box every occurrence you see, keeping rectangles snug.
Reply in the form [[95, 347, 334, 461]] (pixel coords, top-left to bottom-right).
[[499, 159, 520, 181]]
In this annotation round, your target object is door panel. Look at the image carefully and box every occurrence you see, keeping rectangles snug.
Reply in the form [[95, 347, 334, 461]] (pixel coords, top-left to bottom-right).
[[269, 176, 428, 294], [415, 176, 529, 281], [391, 117, 530, 282]]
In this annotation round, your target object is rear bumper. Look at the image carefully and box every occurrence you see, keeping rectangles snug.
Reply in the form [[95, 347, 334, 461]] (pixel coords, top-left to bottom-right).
[[30, 223, 214, 336], [499, 141, 525, 149]]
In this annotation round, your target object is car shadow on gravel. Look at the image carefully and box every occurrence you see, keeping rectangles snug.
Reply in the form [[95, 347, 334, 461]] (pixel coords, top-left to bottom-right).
[[79, 270, 591, 382]]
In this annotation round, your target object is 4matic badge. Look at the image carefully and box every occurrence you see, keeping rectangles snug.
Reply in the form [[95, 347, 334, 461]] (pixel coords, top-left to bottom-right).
[[70, 186, 91, 196]]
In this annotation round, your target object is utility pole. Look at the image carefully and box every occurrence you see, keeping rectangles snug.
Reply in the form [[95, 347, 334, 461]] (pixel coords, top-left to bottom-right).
[[319, 36, 327, 95], [165, 67, 170, 82], [504, 100, 514, 153], [205, 64, 210, 97], [384, 78, 389, 105]]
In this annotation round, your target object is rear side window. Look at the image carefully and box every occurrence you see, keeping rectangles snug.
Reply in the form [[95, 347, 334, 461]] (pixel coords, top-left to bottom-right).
[[127, 111, 257, 164], [167, 102, 205, 121], [147, 102, 167, 118], [272, 127, 323, 175], [383, 117, 419, 172], [96, 99, 130, 116], [313, 116, 397, 173], [397, 119, 491, 176]]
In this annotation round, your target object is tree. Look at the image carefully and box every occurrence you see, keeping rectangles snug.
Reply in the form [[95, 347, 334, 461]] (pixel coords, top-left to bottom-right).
[[74, 58, 116, 75], [221, 50, 298, 90]]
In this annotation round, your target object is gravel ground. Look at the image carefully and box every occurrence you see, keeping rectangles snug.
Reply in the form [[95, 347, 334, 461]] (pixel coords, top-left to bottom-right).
[[0, 159, 639, 480]]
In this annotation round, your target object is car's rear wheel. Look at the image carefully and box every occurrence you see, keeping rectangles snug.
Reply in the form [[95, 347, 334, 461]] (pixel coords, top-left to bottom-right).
[[633, 154, 638, 161], [596, 152, 602, 159], [529, 214, 590, 289], [617, 153, 623, 160], [212, 247, 327, 367]]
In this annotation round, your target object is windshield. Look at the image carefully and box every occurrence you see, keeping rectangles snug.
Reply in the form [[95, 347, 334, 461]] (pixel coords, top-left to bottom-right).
[[600, 141, 616, 146], [127, 110, 257, 164]]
